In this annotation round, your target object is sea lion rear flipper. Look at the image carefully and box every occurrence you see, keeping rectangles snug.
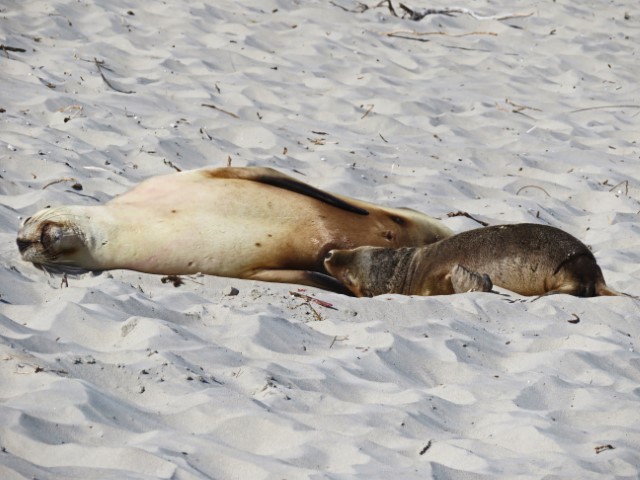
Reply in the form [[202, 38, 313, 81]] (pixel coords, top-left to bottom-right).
[[450, 264, 493, 294], [538, 283, 638, 299], [596, 284, 638, 299], [202, 167, 369, 215], [248, 269, 355, 296]]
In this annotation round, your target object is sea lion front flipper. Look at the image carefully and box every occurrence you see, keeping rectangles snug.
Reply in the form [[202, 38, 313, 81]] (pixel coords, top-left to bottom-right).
[[248, 269, 355, 296], [202, 167, 369, 215], [450, 264, 493, 294]]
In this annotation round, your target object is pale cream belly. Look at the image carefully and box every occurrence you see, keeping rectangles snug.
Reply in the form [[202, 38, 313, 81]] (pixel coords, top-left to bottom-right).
[[101, 204, 322, 276]]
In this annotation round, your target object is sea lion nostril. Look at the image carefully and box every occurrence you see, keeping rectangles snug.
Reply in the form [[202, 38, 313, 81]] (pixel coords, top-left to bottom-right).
[[16, 238, 31, 253]]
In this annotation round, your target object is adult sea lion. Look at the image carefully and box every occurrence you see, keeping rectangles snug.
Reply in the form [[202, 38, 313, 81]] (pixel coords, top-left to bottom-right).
[[324, 223, 630, 298], [16, 166, 453, 293]]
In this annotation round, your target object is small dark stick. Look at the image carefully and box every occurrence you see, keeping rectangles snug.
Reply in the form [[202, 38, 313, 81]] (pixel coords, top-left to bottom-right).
[[595, 444, 615, 454], [447, 211, 489, 227], [419, 440, 432, 455], [94, 58, 135, 94], [201, 103, 240, 119], [289, 291, 336, 309]]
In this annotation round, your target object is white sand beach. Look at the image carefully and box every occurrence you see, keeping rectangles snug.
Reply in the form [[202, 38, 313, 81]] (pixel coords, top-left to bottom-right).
[[1, 0, 640, 478]]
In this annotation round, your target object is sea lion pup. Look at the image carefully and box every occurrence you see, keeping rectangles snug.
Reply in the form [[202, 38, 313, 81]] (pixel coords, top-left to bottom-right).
[[16, 166, 453, 293], [324, 223, 630, 298]]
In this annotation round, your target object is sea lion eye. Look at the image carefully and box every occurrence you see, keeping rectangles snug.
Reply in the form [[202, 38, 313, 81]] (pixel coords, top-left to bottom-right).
[[324, 251, 334, 261], [40, 223, 60, 250], [389, 215, 405, 226], [40, 225, 51, 248]]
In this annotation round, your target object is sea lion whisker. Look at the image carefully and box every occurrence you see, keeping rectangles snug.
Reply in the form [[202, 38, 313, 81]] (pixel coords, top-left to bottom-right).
[[34, 261, 89, 276], [37, 263, 55, 277], [42, 212, 83, 223], [30, 209, 89, 224], [30, 210, 60, 222]]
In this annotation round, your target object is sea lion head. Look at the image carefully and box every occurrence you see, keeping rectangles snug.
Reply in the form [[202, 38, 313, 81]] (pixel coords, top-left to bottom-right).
[[16, 207, 91, 273], [324, 248, 363, 296], [324, 246, 409, 297]]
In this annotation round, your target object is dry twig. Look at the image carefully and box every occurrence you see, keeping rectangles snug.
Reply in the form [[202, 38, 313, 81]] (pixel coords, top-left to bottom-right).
[[0, 44, 26, 53], [570, 104, 640, 114], [419, 441, 433, 455], [447, 211, 489, 226], [386, 30, 497, 39], [376, 0, 398, 16], [360, 104, 375, 119], [505, 98, 542, 113], [595, 444, 615, 454], [290, 291, 336, 309], [163, 159, 181, 172], [42, 177, 78, 190], [608, 180, 629, 195], [201, 103, 240, 119], [398, 4, 533, 21], [94, 58, 135, 94], [329, 0, 370, 13], [516, 185, 551, 197]]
